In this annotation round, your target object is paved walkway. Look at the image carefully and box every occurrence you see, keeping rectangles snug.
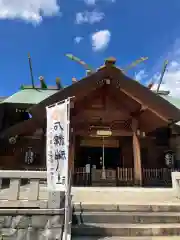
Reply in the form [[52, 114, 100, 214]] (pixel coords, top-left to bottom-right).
[[71, 187, 180, 205], [0, 185, 179, 204]]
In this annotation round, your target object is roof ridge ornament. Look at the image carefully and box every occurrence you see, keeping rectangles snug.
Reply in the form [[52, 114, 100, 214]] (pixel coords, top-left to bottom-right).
[[97, 57, 116, 71], [105, 57, 116, 66], [39, 76, 47, 89], [56, 77, 62, 89], [72, 77, 77, 83]]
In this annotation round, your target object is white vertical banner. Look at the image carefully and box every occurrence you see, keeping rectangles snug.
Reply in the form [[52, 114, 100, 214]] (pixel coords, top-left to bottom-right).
[[46, 99, 70, 192]]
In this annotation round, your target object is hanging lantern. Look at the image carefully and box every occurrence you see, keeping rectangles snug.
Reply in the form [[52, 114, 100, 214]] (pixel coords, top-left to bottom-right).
[[25, 147, 34, 164], [164, 150, 174, 168]]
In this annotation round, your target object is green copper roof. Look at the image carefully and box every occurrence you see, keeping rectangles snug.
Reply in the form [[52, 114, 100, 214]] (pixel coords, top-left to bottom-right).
[[160, 95, 180, 125], [0, 96, 7, 102], [2, 88, 58, 104], [161, 95, 180, 109]]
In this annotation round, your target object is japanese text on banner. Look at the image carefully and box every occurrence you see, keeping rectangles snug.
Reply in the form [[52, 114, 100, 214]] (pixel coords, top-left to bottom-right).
[[46, 100, 70, 191]]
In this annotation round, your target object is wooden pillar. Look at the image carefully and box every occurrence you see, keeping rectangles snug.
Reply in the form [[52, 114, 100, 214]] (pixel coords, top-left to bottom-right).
[[132, 119, 142, 186], [119, 138, 122, 167], [69, 133, 75, 174]]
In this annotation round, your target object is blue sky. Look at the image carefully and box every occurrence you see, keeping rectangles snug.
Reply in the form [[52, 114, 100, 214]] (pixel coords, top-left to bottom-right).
[[1, 0, 180, 96]]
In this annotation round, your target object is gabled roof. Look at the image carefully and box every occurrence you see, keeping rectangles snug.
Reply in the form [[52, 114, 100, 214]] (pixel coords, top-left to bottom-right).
[[30, 64, 180, 125], [2, 88, 58, 105], [2, 63, 180, 138]]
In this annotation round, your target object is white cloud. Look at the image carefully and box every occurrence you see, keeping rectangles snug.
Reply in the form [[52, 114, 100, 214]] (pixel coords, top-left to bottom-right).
[[91, 29, 111, 51], [74, 36, 84, 44], [0, 0, 60, 24], [133, 39, 180, 97], [149, 39, 180, 97], [75, 10, 104, 24], [84, 0, 115, 5], [134, 69, 148, 82], [151, 60, 180, 96], [84, 0, 96, 5]]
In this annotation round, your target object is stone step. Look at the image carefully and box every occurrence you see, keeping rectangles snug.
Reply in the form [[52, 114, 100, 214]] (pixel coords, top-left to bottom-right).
[[73, 203, 180, 212], [0, 215, 63, 228], [72, 237, 180, 240], [71, 187, 178, 205], [72, 223, 180, 236], [73, 211, 180, 224]]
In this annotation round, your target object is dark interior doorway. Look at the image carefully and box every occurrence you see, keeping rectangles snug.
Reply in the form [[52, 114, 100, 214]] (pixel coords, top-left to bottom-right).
[[75, 146, 120, 169]]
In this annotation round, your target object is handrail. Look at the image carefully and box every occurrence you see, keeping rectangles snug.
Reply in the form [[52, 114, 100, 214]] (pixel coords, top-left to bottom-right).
[[0, 170, 71, 239]]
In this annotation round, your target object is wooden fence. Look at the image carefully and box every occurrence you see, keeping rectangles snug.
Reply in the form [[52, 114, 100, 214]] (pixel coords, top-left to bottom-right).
[[73, 167, 90, 186], [142, 168, 175, 186], [73, 167, 179, 187]]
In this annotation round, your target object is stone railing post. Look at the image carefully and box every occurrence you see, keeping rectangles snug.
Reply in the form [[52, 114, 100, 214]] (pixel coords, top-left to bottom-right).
[[0, 170, 46, 202], [0, 170, 67, 239], [172, 171, 180, 198]]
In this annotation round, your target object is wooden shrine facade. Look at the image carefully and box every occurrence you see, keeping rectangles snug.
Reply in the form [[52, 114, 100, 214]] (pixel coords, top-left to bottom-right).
[[1, 58, 180, 186]]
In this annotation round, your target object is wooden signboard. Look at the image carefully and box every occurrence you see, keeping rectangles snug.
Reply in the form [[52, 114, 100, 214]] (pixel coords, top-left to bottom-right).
[[80, 137, 119, 148]]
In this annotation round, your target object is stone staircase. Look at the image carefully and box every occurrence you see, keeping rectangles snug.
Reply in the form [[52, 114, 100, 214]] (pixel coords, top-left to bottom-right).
[[72, 203, 180, 239]]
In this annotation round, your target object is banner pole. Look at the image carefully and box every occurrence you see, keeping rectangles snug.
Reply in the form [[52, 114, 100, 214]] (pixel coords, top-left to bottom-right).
[[64, 98, 71, 240], [47, 96, 75, 109]]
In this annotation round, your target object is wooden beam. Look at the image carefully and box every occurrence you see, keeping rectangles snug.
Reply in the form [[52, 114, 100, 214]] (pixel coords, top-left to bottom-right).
[[131, 105, 147, 117], [73, 120, 132, 131], [74, 128, 132, 137], [121, 89, 168, 122], [131, 118, 142, 186], [108, 87, 132, 116], [69, 133, 75, 174], [72, 88, 104, 117], [119, 105, 147, 133], [102, 85, 107, 110], [109, 86, 149, 121], [71, 109, 129, 125]]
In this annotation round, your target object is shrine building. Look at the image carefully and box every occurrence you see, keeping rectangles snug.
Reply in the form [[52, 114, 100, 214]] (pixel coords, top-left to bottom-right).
[[1, 58, 180, 187]]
